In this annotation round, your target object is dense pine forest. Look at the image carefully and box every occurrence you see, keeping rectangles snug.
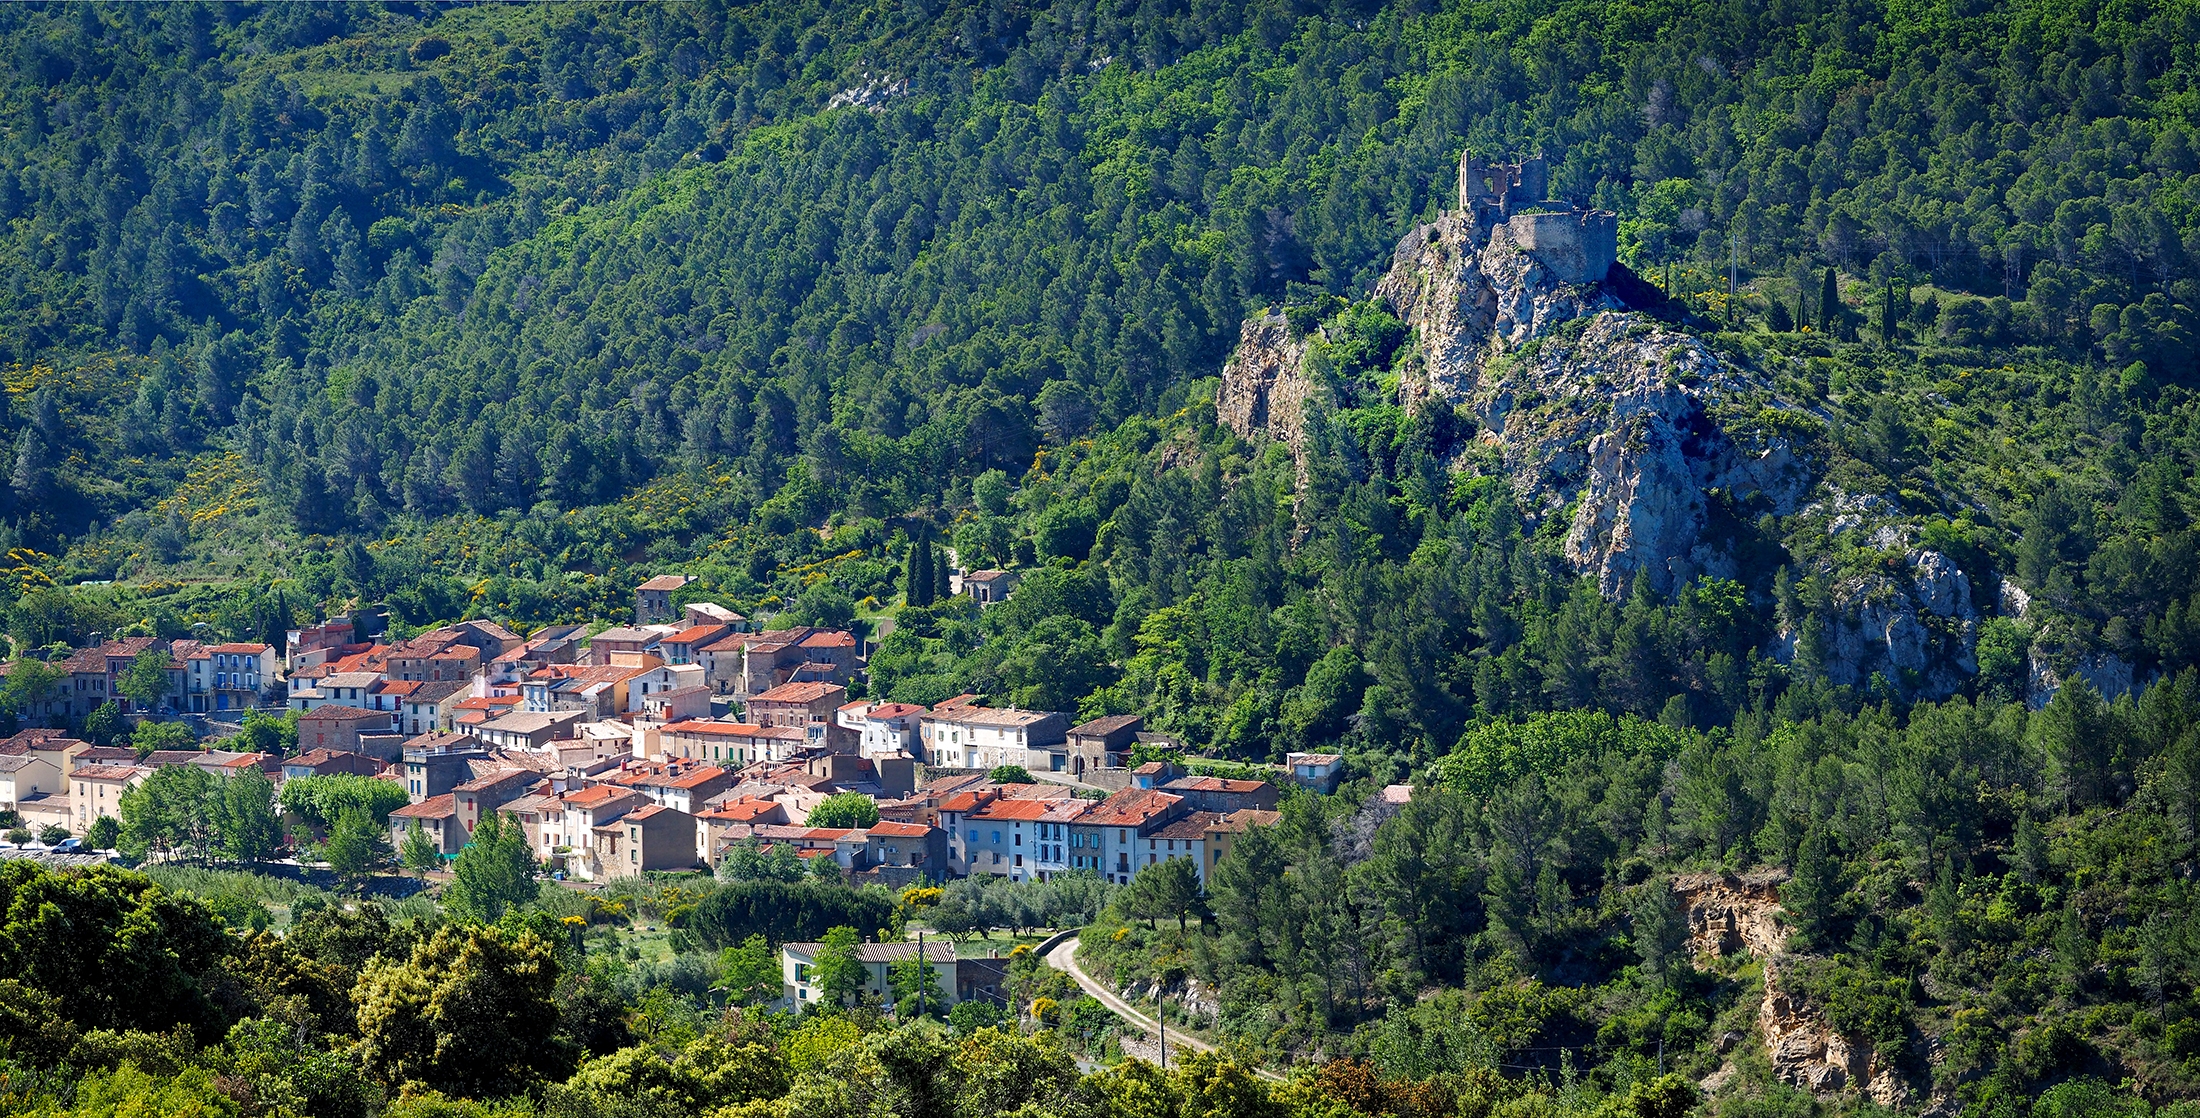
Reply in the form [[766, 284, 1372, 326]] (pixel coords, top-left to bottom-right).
[[1, 0, 2199, 1115]]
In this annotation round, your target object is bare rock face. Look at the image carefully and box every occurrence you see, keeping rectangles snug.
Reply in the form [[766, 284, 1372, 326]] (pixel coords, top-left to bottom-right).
[[1215, 311, 1313, 449], [1675, 873, 1917, 1109]]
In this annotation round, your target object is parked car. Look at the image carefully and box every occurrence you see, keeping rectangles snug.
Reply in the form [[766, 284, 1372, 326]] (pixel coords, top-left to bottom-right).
[[52, 838, 82, 852]]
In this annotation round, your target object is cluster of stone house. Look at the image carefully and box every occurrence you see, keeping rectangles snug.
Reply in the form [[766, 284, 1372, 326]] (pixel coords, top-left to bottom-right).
[[0, 636, 282, 723], [0, 573, 1337, 900]]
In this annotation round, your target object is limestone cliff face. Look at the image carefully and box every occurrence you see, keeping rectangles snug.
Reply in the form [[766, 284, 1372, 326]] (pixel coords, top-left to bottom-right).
[[1214, 311, 1313, 453], [1677, 873, 1920, 1109], [1215, 184, 1992, 696]]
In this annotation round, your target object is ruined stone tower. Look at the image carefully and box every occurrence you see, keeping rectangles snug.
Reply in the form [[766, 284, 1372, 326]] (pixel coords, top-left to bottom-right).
[[1457, 151, 1618, 284]]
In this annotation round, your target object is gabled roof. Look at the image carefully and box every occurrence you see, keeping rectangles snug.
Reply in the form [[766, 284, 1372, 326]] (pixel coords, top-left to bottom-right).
[[637, 574, 692, 592], [662, 719, 800, 739], [1163, 775, 1272, 794], [864, 702, 928, 720], [664, 624, 730, 645], [664, 765, 730, 790], [499, 793, 563, 816], [750, 681, 844, 704], [71, 764, 145, 782], [480, 710, 587, 734], [785, 940, 955, 964], [405, 679, 472, 704], [1068, 714, 1143, 737], [1083, 788, 1183, 827], [797, 631, 857, 649], [452, 694, 523, 711], [924, 705, 1058, 729], [588, 626, 660, 645], [206, 643, 271, 655], [969, 798, 1055, 822], [286, 747, 382, 770], [453, 768, 542, 795], [937, 790, 991, 813], [621, 803, 690, 823], [1215, 808, 1283, 831], [299, 705, 388, 723], [866, 820, 934, 838], [1152, 812, 1227, 841], [391, 794, 459, 820], [563, 784, 640, 808], [699, 798, 786, 824]]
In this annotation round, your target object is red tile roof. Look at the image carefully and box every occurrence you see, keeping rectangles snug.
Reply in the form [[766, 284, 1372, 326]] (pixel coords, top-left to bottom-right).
[[700, 799, 785, 823], [1085, 789, 1183, 827], [391, 794, 458, 820], [1165, 776, 1272, 793], [563, 784, 638, 808], [866, 820, 933, 838], [970, 798, 1052, 822], [665, 625, 729, 645], [637, 575, 692, 591]]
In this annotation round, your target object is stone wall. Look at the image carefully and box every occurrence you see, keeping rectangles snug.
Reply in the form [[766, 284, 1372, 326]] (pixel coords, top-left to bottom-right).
[[1506, 210, 1618, 285]]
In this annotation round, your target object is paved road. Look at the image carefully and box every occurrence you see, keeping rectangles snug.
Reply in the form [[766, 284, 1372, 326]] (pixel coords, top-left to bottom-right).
[[1042, 933, 1285, 1081]]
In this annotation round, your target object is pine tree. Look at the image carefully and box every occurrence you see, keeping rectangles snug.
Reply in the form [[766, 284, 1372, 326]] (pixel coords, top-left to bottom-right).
[[1783, 825, 1841, 950]]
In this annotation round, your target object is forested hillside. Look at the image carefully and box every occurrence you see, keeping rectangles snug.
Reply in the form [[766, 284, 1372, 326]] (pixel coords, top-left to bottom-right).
[[2, 0, 2200, 1114]]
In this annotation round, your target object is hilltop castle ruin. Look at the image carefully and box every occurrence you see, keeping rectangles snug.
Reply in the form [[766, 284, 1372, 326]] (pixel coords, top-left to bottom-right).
[[1460, 153, 1618, 285]]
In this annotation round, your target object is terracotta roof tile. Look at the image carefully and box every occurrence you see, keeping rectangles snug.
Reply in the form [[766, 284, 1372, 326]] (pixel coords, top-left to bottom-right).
[[391, 794, 459, 820]]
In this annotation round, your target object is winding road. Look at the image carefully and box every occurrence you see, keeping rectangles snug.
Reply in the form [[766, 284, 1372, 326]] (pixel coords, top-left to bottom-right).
[[1042, 932, 1285, 1082]]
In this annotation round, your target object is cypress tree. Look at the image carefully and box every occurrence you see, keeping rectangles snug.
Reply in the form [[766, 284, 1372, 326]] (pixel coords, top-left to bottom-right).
[[932, 542, 952, 603], [903, 533, 929, 606], [1881, 278, 1900, 346], [1794, 286, 1809, 332], [1820, 268, 1840, 338]]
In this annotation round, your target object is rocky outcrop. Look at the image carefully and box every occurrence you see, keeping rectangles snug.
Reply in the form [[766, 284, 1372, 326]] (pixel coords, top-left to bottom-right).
[[1674, 872, 1914, 1109], [1370, 211, 1810, 594], [1213, 156, 1999, 693], [1215, 311, 1314, 452]]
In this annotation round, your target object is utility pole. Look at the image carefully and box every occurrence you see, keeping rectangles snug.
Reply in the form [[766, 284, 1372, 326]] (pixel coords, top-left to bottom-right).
[[1157, 990, 1167, 1069]]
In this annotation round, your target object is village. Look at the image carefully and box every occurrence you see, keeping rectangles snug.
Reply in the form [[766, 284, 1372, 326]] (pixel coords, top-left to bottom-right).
[[0, 570, 1348, 919]]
